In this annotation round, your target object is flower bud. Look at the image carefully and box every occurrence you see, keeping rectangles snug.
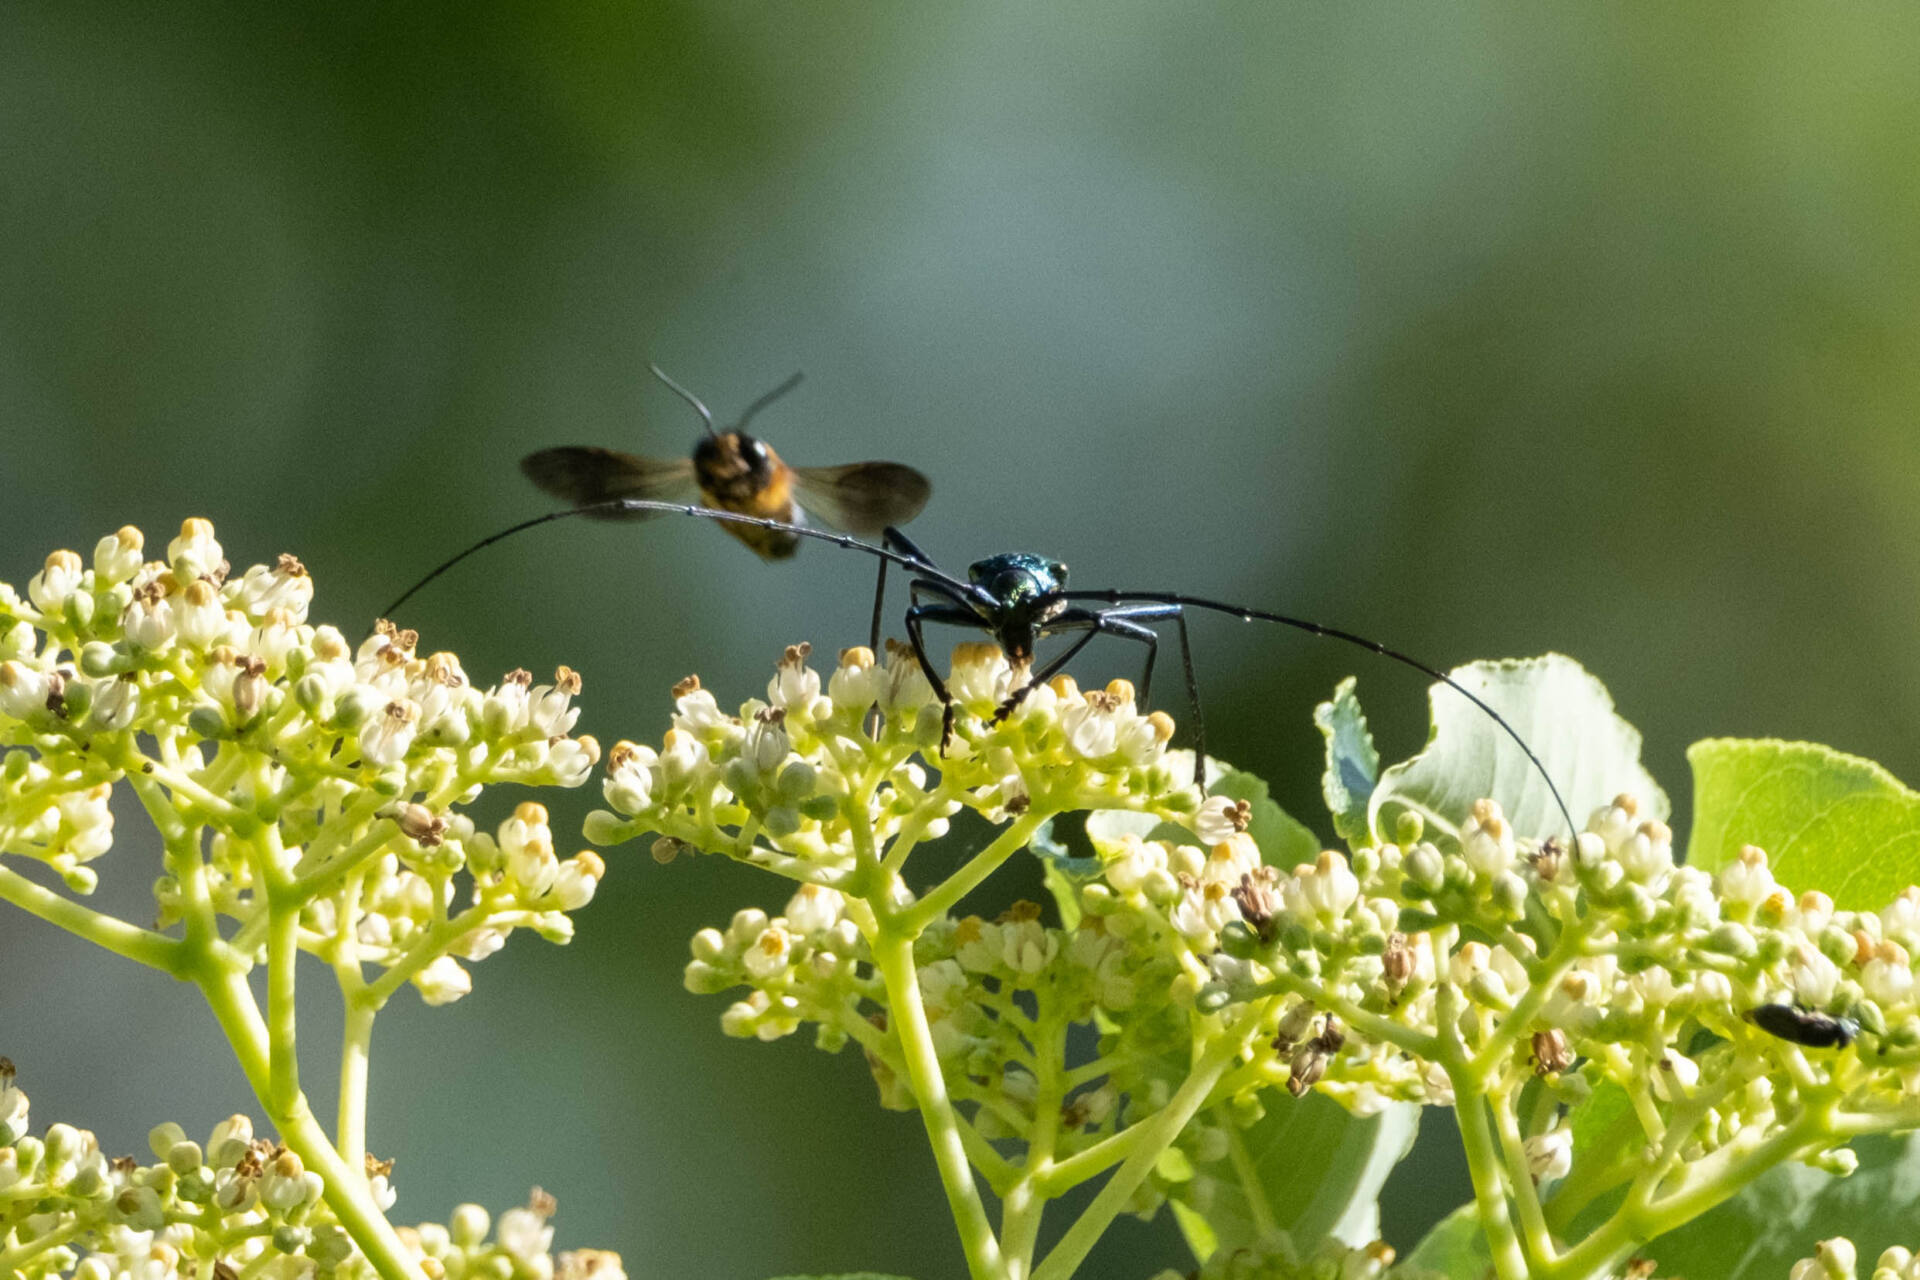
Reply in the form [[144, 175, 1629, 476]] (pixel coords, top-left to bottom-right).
[[1404, 843, 1445, 893], [413, 956, 472, 1006], [168, 518, 225, 583], [449, 1203, 491, 1247], [93, 526, 145, 585]]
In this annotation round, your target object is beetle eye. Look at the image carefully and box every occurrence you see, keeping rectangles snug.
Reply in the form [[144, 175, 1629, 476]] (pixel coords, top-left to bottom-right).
[[742, 437, 768, 462], [1049, 562, 1068, 582]]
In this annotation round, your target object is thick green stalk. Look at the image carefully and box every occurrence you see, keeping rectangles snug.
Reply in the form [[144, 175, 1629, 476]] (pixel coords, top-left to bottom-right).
[[338, 1000, 376, 1168], [903, 810, 1047, 932], [1453, 1090, 1533, 1280], [0, 863, 181, 972], [198, 966, 425, 1280], [872, 931, 1007, 1280]]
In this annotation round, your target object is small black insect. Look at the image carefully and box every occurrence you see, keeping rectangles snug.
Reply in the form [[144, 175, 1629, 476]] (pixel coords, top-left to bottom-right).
[[1746, 1003, 1859, 1049]]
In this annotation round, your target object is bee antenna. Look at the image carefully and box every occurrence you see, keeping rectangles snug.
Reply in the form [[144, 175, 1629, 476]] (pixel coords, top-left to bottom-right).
[[649, 363, 719, 440], [734, 371, 805, 433]]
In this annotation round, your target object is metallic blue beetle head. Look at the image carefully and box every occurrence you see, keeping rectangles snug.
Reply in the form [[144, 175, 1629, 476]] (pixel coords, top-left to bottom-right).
[[968, 553, 1069, 607]]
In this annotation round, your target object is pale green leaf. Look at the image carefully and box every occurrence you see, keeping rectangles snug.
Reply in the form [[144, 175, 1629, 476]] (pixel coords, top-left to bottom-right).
[[1685, 738, 1920, 908], [1402, 1204, 1489, 1278], [1168, 1094, 1419, 1263], [1566, 1075, 1633, 1161], [1369, 655, 1668, 849], [1644, 1134, 1920, 1279], [1315, 676, 1380, 847]]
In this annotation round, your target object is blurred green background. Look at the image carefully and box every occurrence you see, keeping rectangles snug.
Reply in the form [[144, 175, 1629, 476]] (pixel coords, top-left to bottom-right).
[[5, 5, 1920, 1277]]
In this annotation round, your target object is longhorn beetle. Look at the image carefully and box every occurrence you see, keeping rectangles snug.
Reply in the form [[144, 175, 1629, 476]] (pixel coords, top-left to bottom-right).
[[382, 501, 1581, 843]]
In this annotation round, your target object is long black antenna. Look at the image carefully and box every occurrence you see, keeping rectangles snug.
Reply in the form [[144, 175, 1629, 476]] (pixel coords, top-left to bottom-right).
[[734, 371, 805, 432], [380, 502, 963, 620], [648, 364, 718, 440], [1063, 588, 1581, 844]]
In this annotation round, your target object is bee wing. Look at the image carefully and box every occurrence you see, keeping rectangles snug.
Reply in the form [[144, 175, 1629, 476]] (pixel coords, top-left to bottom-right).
[[791, 462, 932, 534], [520, 448, 697, 521]]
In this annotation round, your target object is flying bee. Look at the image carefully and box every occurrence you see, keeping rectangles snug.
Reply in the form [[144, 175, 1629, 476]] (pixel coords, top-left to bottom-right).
[[520, 365, 932, 560]]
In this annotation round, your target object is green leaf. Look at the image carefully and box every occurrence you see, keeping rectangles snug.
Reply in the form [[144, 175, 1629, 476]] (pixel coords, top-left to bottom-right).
[[1315, 676, 1380, 846], [1028, 817, 1103, 929], [1402, 1204, 1490, 1278], [1086, 751, 1321, 869], [1566, 1075, 1633, 1160], [1167, 1094, 1419, 1263], [1168, 1197, 1219, 1266], [1685, 738, 1920, 907], [1643, 1134, 1920, 1279], [1369, 655, 1668, 849]]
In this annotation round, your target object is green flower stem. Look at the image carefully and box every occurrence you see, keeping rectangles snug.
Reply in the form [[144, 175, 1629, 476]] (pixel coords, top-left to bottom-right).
[[266, 888, 303, 1114], [957, 1082, 1035, 1136], [0, 863, 181, 971], [338, 997, 375, 1168], [1033, 1120, 1151, 1196], [880, 777, 967, 877], [137, 755, 253, 831], [1250, 971, 1438, 1061], [1835, 1098, 1920, 1137], [1487, 1084, 1555, 1265], [741, 843, 849, 887], [953, 1113, 1019, 1196], [1453, 1089, 1532, 1280], [0, 1221, 83, 1270], [291, 794, 392, 881], [1031, 1002, 1269, 1280], [1062, 1054, 1123, 1090], [290, 817, 400, 900], [1472, 923, 1588, 1080], [1642, 1071, 1740, 1188], [360, 897, 498, 1007], [333, 871, 374, 1166], [999, 1012, 1069, 1274], [903, 810, 1049, 934], [197, 967, 425, 1280], [1436, 921, 1532, 1280], [872, 931, 1006, 1280]]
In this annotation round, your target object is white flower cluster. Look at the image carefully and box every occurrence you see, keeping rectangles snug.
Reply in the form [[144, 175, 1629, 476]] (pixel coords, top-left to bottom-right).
[[0, 1065, 616, 1280], [0, 519, 604, 1001], [685, 884, 873, 1046], [587, 640, 1198, 873], [1083, 786, 1920, 1177]]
